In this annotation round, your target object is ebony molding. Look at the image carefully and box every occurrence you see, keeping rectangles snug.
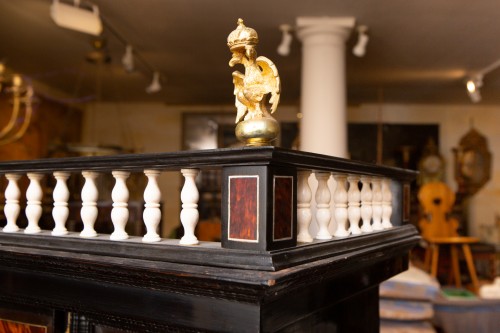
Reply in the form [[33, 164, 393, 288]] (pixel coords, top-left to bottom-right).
[[0, 226, 419, 332], [0, 146, 416, 181]]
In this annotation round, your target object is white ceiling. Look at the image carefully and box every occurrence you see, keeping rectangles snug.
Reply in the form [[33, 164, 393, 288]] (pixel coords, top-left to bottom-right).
[[2, 0, 500, 106]]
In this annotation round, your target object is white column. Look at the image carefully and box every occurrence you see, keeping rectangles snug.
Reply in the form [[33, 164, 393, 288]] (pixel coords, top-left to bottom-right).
[[297, 170, 313, 243], [52, 172, 70, 236], [111, 171, 130, 241], [296, 17, 355, 157], [25, 173, 44, 234], [180, 169, 200, 245], [143, 169, 162, 243], [3, 174, 21, 233], [80, 171, 99, 238], [314, 172, 332, 240]]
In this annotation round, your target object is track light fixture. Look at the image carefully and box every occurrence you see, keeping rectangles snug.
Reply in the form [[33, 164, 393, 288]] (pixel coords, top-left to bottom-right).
[[465, 58, 500, 103], [277, 24, 293, 56], [145, 72, 161, 94], [353, 25, 369, 57], [50, 1, 164, 95], [50, 0, 103, 36], [466, 75, 482, 103], [121, 44, 134, 72]]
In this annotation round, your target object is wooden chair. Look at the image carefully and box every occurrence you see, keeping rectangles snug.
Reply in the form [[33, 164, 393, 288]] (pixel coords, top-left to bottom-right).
[[418, 181, 480, 292]]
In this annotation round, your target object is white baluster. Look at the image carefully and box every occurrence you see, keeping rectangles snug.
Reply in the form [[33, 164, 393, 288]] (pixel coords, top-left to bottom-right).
[[381, 178, 393, 229], [371, 178, 384, 231], [25, 173, 44, 234], [111, 171, 130, 241], [297, 170, 313, 243], [360, 176, 373, 233], [3, 174, 21, 233], [52, 172, 70, 236], [80, 171, 99, 238], [143, 169, 161, 243], [333, 174, 349, 238], [347, 175, 362, 235], [314, 172, 332, 240], [180, 169, 199, 245]]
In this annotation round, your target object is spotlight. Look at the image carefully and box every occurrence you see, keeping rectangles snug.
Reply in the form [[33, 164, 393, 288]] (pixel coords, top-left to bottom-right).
[[50, 0, 103, 36], [145, 72, 162, 94], [122, 44, 134, 72], [353, 25, 369, 57], [466, 76, 482, 103], [466, 80, 476, 93], [277, 24, 293, 56]]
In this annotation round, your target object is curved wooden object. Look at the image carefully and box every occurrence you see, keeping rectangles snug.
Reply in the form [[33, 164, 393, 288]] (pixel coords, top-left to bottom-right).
[[418, 182, 479, 292], [418, 181, 459, 239]]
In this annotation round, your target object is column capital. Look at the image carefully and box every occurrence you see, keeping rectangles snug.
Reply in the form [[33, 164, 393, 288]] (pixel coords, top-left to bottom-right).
[[296, 16, 355, 42]]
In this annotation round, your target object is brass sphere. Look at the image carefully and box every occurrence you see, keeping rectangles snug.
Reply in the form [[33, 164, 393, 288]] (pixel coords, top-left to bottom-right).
[[235, 117, 280, 146]]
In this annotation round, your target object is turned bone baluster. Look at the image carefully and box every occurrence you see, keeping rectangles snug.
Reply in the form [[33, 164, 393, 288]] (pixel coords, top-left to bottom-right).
[[314, 172, 332, 240], [111, 171, 130, 241], [381, 178, 393, 229], [347, 175, 362, 235], [143, 169, 162, 243], [360, 176, 373, 233], [25, 173, 44, 234], [297, 170, 313, 243], [180, 169, 200, 245], [333, 174, 349, 238], [371, 178, 383, 231], [3, 173, 21, 233], [52, 172, 70, 236], [80, 171, 99, 238]]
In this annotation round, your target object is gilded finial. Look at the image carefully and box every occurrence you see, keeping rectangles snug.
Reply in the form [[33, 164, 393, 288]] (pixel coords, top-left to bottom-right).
[[227, 19, 281, 146]]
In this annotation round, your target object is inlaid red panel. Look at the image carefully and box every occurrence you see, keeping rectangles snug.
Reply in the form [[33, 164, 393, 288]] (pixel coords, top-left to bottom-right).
[[228, 176, 258, 241], [273, 176, 293, 240]]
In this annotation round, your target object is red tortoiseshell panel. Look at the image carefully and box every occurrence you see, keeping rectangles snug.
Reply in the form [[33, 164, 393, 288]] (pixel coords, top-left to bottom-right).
[[229, 177, 258, 241], [274, 176, 293, 240]]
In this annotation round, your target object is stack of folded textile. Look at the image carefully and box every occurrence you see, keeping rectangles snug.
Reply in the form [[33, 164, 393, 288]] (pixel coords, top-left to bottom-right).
[[379, 265, 440, 333], [432, 283, 500, 333]]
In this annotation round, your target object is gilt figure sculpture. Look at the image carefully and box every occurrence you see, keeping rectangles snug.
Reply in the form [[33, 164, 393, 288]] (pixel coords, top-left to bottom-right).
[[227, 18, 281, 146]]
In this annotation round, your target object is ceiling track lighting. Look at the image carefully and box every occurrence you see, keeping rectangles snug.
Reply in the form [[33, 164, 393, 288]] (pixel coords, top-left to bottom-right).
[[353, 25, 369, 57], [50, 0, 164, 94], [276, 22, 369, 58], [106, 21, 162, 92], [277, 24, 293, 56], [465, 58, 500, 103]]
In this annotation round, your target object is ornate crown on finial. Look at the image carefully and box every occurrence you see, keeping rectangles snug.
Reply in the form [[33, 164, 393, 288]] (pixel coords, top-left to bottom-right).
[[227, 18, 259, 50]]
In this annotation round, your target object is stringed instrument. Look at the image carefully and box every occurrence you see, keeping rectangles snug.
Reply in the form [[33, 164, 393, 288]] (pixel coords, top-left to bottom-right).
[[418, 181, 459, 239]]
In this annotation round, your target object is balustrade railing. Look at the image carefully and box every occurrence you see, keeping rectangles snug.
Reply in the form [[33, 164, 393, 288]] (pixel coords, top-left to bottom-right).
[[0, 147, 415, 263]]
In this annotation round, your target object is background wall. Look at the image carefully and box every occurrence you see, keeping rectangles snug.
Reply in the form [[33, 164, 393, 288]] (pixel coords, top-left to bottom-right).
[[82, 102, 500, 243], [350, 104, 500, 243]]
